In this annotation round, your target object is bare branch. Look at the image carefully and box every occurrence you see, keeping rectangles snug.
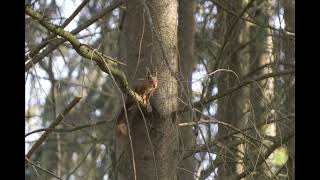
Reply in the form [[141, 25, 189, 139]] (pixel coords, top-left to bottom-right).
[[213, 0, 256, 71], [181, 115, 294, 159], [25, 0, 123, 71], [26, 96, 82, 159], [25, 120, 109, 137], [177, 70, 294, 114], [208, 0, 295, 36], [236, 133, 294, 179], [26, 0, 90, 61], [177, 166, 201, 179], [25, 4, 150, 111], [65, 144, 96, 179], [25, 157, 62, 180]]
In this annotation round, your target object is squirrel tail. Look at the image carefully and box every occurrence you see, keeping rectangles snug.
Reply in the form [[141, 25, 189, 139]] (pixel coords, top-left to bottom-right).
[[115, 109, 129, 143]]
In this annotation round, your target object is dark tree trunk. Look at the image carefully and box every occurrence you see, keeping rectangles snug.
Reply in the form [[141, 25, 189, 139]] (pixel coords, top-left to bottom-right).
[[177, 0, 196, 179]]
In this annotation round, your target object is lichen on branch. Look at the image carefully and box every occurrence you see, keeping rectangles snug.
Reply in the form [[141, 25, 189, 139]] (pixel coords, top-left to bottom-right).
[[25, 5, 148, 109]]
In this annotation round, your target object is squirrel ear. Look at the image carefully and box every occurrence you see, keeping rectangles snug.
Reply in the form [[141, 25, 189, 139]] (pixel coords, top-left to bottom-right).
[[146, 70, 151, 80], [146, 67, 151, 76]]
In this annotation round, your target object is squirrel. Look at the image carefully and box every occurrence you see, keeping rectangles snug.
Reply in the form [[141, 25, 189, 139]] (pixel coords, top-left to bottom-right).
[[115, 71, 158, 142]]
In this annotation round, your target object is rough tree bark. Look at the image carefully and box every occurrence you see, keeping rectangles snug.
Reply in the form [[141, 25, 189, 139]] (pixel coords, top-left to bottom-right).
[[117, 0, 179, 179]]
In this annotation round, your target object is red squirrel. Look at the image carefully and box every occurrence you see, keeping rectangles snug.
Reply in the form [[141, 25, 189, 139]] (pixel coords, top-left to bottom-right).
[[115, 71, 158, 142]]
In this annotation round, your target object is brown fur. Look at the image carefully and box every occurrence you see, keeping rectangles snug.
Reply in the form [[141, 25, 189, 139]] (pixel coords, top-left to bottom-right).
[[115, 72, 158, 143]]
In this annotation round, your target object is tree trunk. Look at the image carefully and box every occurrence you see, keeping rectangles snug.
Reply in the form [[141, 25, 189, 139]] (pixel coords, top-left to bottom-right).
[[216, 1, 251, 179], [281, 0, 295, 179], [248, 0, 276, 178], [118, 0, 179, 179], [177, 0, 196, 179]]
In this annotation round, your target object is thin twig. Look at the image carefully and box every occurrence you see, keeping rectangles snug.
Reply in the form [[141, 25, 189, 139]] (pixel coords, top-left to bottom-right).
[[26, 96, 82, 159], [65, 144, 96, 180], [25, 0, 123, 71], [208, 0, 294, 36], [136, 102, 159, 180], [26, 5, 150, 112], [25, 157, 62, 180], [236, 133, 294, 179], [192, 69, 240, 84], [98, 51, 138, 180], [25, 120, 109, 137], [176, 166, 201, 178], [213, 0, 256, 71], [121, 94, 137, 180], [26, 0, 90, 61], [179, 114, 294, 129], [177, 70, 294, 114], [181, 114, 294, 160], [243, 62, 294, 80]]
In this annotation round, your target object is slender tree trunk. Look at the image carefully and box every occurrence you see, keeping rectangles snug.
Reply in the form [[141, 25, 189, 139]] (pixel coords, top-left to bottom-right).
[[281, 0, 295, 179], [234, 18, 251, 180], [248, 0, 276, 178], [119, 0, 179, 179], [177, 0, 196, 179], [216, 1, 251, 179]]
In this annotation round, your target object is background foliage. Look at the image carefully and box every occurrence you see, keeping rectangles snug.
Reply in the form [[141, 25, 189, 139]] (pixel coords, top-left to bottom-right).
[[25, 0, 295, 179]]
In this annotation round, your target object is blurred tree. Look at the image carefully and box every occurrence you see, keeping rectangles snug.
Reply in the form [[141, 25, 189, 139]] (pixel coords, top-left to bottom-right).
[[177, 0, 196, 179]]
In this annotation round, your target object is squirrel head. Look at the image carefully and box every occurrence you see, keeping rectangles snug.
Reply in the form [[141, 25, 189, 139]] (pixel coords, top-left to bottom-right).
[[147, 71, 158, 89]]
